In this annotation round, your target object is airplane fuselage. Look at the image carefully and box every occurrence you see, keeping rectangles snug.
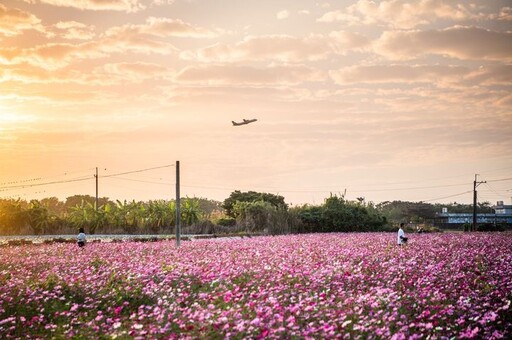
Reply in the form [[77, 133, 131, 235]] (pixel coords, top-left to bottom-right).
[[232, 118, 257, 126]]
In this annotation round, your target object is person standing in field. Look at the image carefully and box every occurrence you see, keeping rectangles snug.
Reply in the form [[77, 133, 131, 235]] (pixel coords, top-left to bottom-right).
[[77, 228, 86, 247], [397, 223, 408, 245]]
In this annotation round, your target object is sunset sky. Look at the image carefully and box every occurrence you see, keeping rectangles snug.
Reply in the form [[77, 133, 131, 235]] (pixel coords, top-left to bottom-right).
[[1, 0, 511, 206]]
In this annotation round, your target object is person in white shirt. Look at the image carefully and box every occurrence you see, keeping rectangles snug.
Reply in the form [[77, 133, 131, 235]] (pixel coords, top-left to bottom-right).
[[77, 228, 86, 247], [397, 223, 408, 245]]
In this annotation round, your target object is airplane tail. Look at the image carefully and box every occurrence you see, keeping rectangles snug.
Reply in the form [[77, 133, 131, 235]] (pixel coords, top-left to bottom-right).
[[232, 121, 236, 125]]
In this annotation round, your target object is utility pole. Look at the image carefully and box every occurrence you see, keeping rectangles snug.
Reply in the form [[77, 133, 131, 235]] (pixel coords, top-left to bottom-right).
[[95, 167, 99, 211], [472, 174, 486, 232], [175, 161, 181, 247]]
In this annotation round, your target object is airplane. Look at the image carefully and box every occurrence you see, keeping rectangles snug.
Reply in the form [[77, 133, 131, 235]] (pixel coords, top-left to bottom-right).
[[232, 118, 258, 126]]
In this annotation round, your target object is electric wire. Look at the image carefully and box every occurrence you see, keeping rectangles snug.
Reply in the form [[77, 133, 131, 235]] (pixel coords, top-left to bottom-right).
[[104, 177, 173, 186], [486, 177, 512, 183], [0, 176, 94, 191], [483, 182, 511, 199], [420, 190, 473, 203], [0, 168, 94, 186], [100, 165, 174, 178]]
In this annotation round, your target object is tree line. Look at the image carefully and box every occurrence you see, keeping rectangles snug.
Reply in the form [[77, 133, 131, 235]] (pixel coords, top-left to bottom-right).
[[0, 192, 492, 236]]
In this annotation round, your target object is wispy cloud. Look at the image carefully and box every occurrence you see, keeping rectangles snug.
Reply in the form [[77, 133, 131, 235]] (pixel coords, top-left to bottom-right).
[[106, 17, 223, 38], [21, 0, 146, 13], [49, 21, 96, 40], [176, 64, 325, 85], [180, 34, 333, 62], [0, 4, 43, 37], [375, 26, 512, 61], [330, 64, 468, 84], [277, 10, 289, 20], [317, 0, 480, 29]]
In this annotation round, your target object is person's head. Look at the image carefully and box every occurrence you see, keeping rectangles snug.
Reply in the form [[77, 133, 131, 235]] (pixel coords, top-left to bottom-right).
[[399, 223, 404, 229], [79, 228, 85, 233]]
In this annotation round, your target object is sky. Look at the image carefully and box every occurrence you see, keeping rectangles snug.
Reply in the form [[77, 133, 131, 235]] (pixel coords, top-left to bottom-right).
[[0, 0, 511, 207]]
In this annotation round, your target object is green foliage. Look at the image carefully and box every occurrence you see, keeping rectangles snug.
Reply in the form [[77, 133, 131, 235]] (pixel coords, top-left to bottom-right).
[[0, 199, 29, 234], [296, 194, 387, 233], [222, 190, 287, 218], [231, 200, 298, 234], [477, 223, 506, 232], [181, 197, 202, 226], [216, 217, 236, 227], [376, 200, 493, 224], [26, 200, 52, 235], [64, 195, 109, 211]]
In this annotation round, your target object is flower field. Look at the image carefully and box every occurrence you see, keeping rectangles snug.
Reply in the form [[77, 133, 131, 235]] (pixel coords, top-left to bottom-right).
[[1, 233, 511, 339]]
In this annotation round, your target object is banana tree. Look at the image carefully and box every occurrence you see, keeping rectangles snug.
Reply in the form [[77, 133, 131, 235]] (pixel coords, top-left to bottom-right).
[[68, 200, 108, 234], [27, 200, 52, 235], [0, 199, 29, 234], [181, 197, 201, 226], [68, 200, 90, 231]]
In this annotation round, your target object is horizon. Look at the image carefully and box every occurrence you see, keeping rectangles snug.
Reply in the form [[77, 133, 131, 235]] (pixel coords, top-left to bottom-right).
[[1, 0, 511, 206]]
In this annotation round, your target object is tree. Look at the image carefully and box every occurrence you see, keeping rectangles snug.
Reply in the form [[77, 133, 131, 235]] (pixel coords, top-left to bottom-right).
[[146, 200, 175, 233], [64, 195, 110, 211], [40, 197, 65, 216], [296, 194, 387, 233], [0, 199, 29, 235], [181, 198, 201, 226], [26, 200, 52, 235], [222, 191, 287, 218]]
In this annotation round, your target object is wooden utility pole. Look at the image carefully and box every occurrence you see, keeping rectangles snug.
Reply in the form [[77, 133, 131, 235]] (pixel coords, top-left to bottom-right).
[[95, 167, 99, 211], [176, 161, 181, 247], [472, 174, 486, 232]]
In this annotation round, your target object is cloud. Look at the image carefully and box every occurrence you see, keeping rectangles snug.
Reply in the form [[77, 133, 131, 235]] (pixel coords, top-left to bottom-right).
[[375, 26, 512, 61], [0, 4, 43, 37], [498, 7, 512, 21], [152, 0, 175, 5], [490, 7, 512, 21], [329, 31, 370, 52], [181, 35, 333, 62], [318, 0, 479, 29], [175, 64, 325, 85], [329, 64, 468, 84], [277, 10, 289, 20], [50, 21, 96, 40], [105, 17, 221, 38], [0, 20, 182, 69], [465, 65, 512, 86], [21, 0, 146, 13], [496, 93, 512, 107], [96, 62, 171, 82]]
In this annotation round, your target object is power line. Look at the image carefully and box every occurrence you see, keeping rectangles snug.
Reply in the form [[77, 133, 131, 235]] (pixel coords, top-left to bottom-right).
[[486, 177, 512, 183], [182, 181, 469, 194], [100, 165, 175, 178], [105, 176, 173, 186], [483, 182, 510, 199], [0, 168, 94, 186], [420, 190, 473, 203], [0, 175, 93, 191]]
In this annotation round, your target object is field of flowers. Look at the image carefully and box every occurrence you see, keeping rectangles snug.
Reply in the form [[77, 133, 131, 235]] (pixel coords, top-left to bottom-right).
[[0, 233, 511, 339]]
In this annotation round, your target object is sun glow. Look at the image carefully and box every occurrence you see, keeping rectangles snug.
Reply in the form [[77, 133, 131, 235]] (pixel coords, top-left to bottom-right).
[[0, 111, 34, 124]]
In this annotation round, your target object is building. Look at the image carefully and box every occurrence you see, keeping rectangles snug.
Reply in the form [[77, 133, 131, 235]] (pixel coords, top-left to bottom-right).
[[494, 201, 512, 215], [434, 201, 512, 228]]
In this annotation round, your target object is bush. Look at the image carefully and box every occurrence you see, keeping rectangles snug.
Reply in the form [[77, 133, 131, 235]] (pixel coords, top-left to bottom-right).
[[216, 217, 236, 227], [477, 223, 505, 232], [295, 195, 388, 233], [184, 220, 217, 234]]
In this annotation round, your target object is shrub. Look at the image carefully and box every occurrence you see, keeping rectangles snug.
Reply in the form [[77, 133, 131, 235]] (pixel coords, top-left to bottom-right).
[[477, 223, 505, 232], [216, 217, 236, 227]]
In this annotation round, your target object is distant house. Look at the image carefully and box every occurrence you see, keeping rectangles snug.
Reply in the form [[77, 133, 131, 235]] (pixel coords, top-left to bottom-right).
[[434, 201, 512, 228], [494, 201, 512, 215]]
